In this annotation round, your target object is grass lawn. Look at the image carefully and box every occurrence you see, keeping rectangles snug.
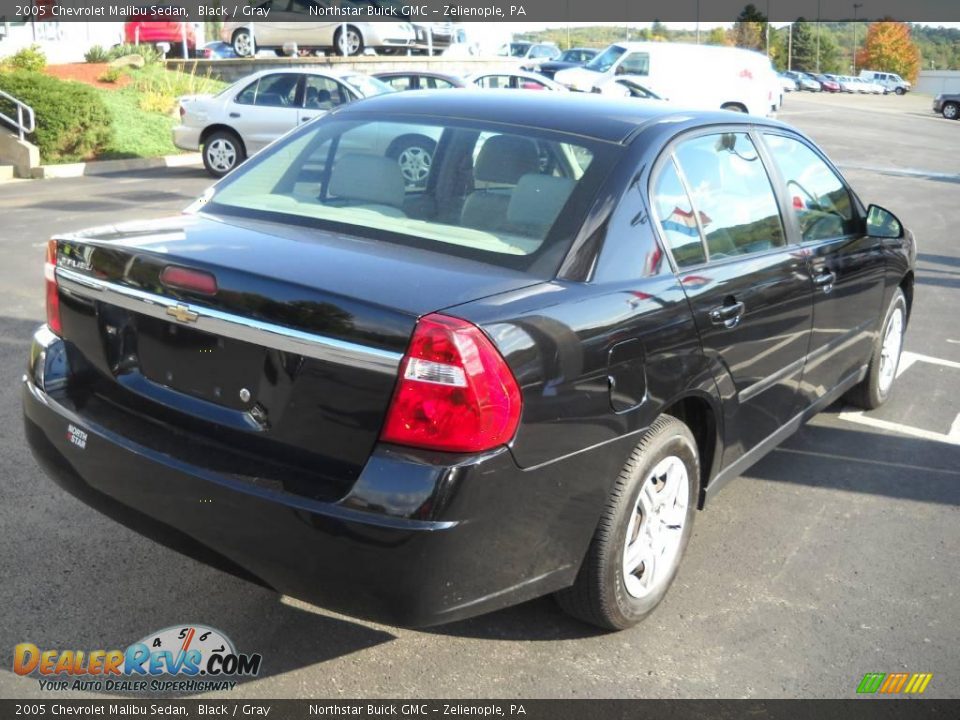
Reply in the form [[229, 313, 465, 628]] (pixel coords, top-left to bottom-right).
[[90, 65, 227, 162]]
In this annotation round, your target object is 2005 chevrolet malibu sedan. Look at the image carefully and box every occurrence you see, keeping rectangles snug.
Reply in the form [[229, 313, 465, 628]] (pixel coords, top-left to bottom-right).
[[24, 91, 916, 630]]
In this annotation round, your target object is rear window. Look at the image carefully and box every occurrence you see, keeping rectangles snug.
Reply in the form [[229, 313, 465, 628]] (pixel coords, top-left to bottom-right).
[[204, 117, 613, 275]]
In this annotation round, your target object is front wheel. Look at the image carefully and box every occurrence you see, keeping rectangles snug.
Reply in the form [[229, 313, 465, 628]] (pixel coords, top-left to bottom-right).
[[845, 288, 907, 410], [387, 135, 436, 189], [942, 102, 959, 120], [555, 415, 698, 631], [895, 87, 906, 95], [202, 130, 246, 178]]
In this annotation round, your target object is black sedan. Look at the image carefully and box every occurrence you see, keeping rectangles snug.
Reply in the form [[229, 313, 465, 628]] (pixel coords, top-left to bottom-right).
[[933, 92, 959, 120], [526, 47, 598, 79], [24, 92, 916, 630]]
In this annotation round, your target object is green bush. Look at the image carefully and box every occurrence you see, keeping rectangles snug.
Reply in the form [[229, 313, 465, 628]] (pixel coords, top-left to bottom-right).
[[98, 68, 124, 83], [106, 43, 162, 65], [7, 44, 47, 72], [0, 71, 112, 163], [131, 64, 226, 114], [84, 45, 110, 63]]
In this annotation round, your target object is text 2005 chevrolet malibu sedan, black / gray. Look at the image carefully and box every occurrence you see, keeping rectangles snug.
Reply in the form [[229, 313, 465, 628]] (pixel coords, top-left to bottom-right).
[[23, 91, 916, 630]]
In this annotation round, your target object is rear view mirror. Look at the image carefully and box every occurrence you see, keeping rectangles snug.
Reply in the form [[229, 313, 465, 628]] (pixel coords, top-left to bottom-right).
[[866, 205, 904, 239]]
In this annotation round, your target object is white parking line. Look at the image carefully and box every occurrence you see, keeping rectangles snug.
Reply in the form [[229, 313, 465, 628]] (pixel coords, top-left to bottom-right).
[[837, 351, 960, 446]]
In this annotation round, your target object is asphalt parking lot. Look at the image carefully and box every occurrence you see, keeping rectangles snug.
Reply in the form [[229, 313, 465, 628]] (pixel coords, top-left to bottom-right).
[[1, 92, 957, 699]]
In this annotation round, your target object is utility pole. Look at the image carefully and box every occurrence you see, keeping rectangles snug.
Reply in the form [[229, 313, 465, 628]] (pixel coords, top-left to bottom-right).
[[816, 0, 821, 72], [765, 0, 771, 56], [852, 3, 863, 74], [788, 22, 793, 70]]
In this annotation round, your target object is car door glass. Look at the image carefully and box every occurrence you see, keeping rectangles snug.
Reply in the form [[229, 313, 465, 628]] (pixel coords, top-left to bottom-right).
[[235, 79, 259, 105], [674, 132, 785, 260], [652, 158, 706, 268], [763, 133, 856, 242], [304, 75, 347, 110], [478, 75, 512, 89], [620, 53, 650, 76], [385, 75, 414, 91], [251, 73, 300, 107], [425, 77, 455, 89]]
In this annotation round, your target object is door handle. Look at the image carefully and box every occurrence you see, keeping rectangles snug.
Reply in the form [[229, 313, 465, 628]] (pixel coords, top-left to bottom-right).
[[300, 116, 313, 123], [709, 301, 746, 328], [229, 112, 241, 118], [813, 270, 836, 293]]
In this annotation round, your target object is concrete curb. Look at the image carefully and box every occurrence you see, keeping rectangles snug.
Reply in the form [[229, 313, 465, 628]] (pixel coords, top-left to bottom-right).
[[30, 153, 202, 179]]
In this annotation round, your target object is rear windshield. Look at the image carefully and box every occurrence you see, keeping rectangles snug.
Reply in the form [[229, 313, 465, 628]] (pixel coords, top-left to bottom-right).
[[203, 116, 613, 275]]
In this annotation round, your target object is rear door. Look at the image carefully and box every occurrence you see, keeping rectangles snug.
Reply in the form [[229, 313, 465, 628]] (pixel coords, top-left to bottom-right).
[[759, 131, 886, 404], [229, 73, 303, 153], [299, 74, 354, 125], [651, 129, 814, 465]]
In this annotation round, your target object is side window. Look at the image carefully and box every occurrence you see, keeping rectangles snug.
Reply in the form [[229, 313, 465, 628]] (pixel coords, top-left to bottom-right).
[[425, 77, 456, 89], [251, 73, 300, 108], [762, 133, 856, 241], [304, 75, 348, 110], [235, 79, 259, 105], [619, 53, 650, 76], [477, 75, 512, 89], [673, 132, 785, 260], [384, 75, 413, 91], [652, 159, 706, 268]]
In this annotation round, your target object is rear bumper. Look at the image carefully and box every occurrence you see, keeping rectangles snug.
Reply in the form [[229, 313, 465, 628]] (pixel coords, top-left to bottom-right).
[[22, 329, 615, 627], [172, 124, 202, 152]]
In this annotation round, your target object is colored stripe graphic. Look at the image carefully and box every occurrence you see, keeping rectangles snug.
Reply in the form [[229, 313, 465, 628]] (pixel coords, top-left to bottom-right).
[[857, 672, 933, 694]]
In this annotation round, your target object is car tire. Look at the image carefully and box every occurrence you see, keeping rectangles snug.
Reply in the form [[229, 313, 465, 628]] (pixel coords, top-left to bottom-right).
[[845, 288, 907, 410], [387, 135, 437, 188], [943, 102, 959, 120], [895, 87, 906, 95], [335, 26, 364, 56], [554, 415, 698, 631], [232, 28, 254, 58], [202, 130, 246, 179]]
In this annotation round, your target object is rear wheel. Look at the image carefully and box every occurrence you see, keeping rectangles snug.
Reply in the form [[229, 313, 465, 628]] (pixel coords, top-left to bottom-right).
[[943, 102, 959, 120], [335, 26, 364, 56], [387, 135, 436, 189], [845, 288, 907, 410], [202, 130, 245, 178], [232, 28, 254, 57], [555, 416, 698, 630]]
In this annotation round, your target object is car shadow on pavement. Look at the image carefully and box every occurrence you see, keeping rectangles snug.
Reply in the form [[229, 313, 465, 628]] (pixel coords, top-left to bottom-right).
[[746, 410, 960, 506]]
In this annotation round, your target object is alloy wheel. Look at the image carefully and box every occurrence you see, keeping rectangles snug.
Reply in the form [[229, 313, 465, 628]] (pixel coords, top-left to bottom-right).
[[622, 455, 689, 599], [397, 146, 432, 186], [878, 306, 904, 395], [206, 139, 237, 174]]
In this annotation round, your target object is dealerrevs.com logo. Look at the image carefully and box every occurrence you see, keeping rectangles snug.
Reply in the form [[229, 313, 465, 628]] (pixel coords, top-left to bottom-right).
[[14, 625, 262, 693]]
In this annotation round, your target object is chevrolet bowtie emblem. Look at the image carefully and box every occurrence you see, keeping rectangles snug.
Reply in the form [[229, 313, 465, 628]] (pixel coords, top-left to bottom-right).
[[166, 304, 199, 324]]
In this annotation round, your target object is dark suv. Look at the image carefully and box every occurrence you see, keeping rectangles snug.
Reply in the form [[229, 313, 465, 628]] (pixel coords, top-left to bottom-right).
[[23, 92, 915, 631], [934, 93, 960, 120]]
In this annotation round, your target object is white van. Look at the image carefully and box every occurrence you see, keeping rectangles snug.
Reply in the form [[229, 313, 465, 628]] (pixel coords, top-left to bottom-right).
[[859, 70, 911, 95], [554, 41, 778, 117]]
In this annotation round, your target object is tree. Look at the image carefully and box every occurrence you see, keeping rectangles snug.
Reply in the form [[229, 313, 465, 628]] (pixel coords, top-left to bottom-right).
[[789, 19, 841, 73], [856, 21, 922, 82], [731, 4, 767, 51], [706, 27, 731, 46]]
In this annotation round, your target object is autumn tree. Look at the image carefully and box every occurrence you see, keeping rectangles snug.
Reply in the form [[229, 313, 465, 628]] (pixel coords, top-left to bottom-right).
[[856, 21, 922, 82], [731, 4, 767, 51]]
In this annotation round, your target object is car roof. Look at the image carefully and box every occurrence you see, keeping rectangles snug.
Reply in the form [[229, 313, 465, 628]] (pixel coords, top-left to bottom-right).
[[236, 67, 356, 84], [333, 90, 789, 145], [374, 70, 462, 82]]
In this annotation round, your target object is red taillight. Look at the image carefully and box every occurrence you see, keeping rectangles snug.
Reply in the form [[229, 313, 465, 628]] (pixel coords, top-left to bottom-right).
[[44, 240, 62, 336], [380, 313, 522, 453], [160, 265, 217, 295]]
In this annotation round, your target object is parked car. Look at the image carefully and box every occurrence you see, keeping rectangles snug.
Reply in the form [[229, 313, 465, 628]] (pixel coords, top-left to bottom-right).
[[409, 21, 454, 55], [497, 41, 561, 62], [524, 47, 599, 79], [374, 71, 466, 91], [933, 92, 960, 119], [556, 42, 777, 116], [834, 75, 860, 93], [813, 74, 841, 92], [26, 91, 915, 631], [199, 41, 238, 60], [860, 70, 911, 95], [467, 71, 569, 92], [221, 20, 415, 57], [174, 69, 414, 178], [783, 71, 820, 92], [843, 76, 885, 94], [778, 72, 798, 92], [124, 11, 195, 57]]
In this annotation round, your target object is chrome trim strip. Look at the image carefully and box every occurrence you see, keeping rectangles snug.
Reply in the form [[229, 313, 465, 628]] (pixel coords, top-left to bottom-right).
[[56, 267, 403, 374]]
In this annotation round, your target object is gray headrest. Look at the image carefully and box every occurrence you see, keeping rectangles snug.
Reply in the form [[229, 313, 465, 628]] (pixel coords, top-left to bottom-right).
[[474, 135, 540, 184], [507, 174, 575, 234], [329, 154, 405, 208]]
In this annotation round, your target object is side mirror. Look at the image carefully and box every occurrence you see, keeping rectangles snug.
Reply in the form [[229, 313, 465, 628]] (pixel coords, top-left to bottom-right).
[[866, 204, 904, 239]]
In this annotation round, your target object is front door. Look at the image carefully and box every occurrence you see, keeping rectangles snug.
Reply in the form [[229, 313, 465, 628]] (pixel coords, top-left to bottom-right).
[[759, 131, 887, 403], [651, 130, 814, 465]]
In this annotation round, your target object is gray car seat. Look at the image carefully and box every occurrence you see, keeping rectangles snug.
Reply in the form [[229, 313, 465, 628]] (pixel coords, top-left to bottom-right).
[[461, 135, 540, 232], [329, 154, 406, 217]]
